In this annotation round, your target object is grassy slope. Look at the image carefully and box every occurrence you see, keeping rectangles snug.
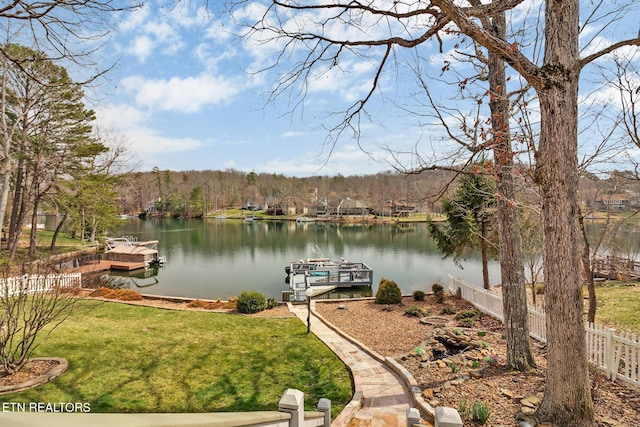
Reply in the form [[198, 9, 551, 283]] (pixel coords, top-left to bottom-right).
[[0, 301, 352, 417], [592, 284, 640, 331]]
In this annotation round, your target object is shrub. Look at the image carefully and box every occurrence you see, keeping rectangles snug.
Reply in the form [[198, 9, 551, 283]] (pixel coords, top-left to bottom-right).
[[266, 297, 279, 309], [432, 282, 445, 303], [458, 318, 475, 328], [375, 278, 402, 304], [471, 401, 491, 424], [412, 290, 425, 301], [236, 291, 266, 314], [455, 309, 479, 320], [404, 306, 425, 317], [441, 307, 457, 315], [458, 399, 470, 419]]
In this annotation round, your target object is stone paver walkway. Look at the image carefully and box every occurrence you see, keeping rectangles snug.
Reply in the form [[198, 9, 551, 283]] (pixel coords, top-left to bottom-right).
[[288, 302, 418, 427]]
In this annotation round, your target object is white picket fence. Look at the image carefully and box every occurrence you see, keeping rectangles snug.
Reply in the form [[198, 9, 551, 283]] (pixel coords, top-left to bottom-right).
[[0, 273, 82, 297], [447, 275, 640, 388]]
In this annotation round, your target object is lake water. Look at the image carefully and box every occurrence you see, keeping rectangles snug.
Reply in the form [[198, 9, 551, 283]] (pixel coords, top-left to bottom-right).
[[91, 218, 500, 301]]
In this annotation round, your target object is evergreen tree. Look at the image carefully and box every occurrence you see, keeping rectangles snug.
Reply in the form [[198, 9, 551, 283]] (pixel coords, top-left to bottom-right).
[[429, 167, 496, 289]]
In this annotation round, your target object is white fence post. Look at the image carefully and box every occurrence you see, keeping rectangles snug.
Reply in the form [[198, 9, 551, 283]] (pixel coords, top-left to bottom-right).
[[406, 407, 421, 427], [0, 273, 82, 297], [447, 274, 640, 388], [317, 398, 331, 427], [606, 327, 616, 381], [278, 388, 304, 427]]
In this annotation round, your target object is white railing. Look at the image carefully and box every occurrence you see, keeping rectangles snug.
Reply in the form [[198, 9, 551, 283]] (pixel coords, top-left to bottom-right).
[[0, 388, 331, 427], [0, 273, 82, 298], [447, 275, 640, 388]]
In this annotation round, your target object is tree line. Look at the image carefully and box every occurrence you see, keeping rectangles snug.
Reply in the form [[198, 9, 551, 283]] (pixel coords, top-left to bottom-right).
[[0, 43, 129, 260]]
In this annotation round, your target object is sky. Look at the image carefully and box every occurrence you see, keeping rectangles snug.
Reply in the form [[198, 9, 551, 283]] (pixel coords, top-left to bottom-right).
[[87, 1, 640, 177]]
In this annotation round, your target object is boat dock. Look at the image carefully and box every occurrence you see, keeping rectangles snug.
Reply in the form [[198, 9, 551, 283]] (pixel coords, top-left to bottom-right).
[[592, 256, 640, 281], [70, 260, 148, 274], [65, 237, 165, 275], [286, 260, 373, 302]]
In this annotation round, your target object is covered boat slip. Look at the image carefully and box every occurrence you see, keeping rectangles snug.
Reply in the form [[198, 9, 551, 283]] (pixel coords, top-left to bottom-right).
[[287, 261, 373, 302], [104, 238, 159, 263]]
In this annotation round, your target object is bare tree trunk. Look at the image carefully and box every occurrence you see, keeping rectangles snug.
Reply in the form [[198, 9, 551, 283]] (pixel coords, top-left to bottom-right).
[[535, 3, 594, 424], [578, 213, 597, 323], [487, 11, 535, 371], [0, 169, 11, 247], [50, 212, 67, 252], [28, 198, 39, 258], [480, 220, 490, 290], [7, 158, 25, 250]]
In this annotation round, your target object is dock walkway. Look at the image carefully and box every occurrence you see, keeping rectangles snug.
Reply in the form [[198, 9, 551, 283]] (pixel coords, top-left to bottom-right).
[[70, 260, 147, 274], [288, 302, 425, 427]]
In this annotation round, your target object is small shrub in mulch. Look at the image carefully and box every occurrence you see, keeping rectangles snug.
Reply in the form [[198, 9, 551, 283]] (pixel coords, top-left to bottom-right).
[[454, 309, 480, 320], [432, 282, 445, 303], [375, 278, 402, 304], [237, 291, 267, 314], [404, 306, 426, 317]]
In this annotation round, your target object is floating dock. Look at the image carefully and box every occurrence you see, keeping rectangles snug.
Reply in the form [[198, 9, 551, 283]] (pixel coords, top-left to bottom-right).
[[285, 260, 373, 302], [70, 260, 148, 274]]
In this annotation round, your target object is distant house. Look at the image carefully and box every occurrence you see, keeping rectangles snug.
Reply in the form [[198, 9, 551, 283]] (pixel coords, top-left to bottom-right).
[[390, 200, 417, 217], [325, 199, 369, 216], [594, 193, 631, 211], [266, 196, 310, 216], [371, 200, 417, 217], [310, 200, 328, 217]]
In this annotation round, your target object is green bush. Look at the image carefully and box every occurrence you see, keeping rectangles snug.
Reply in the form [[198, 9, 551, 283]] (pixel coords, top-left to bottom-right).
[[458, 318, 476, 328], [412, 290, 425, 301], [375, 278, 402, 304], [236, 291, 267, 314], [455, 309, 480, 320], [432, 282, 445, 303], [471, 401, 491, 424], [404, 306, 426, 317], [266, 297, 279, 309]]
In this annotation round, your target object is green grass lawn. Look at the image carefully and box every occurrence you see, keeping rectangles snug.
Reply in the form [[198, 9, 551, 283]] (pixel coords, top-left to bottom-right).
[[0, 301, 352, 417], [592, 284, 640, 331]]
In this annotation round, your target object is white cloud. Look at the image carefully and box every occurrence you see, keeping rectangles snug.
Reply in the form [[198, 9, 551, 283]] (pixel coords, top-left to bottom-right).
[[95, 103, 203, 163], [116, 2, 190, 62], [131, 36, 154, 62], [281, 131, 310, 138], [257, 144, 390, 176], [120, 74, 241, 112], [118, 3, 151, 32]]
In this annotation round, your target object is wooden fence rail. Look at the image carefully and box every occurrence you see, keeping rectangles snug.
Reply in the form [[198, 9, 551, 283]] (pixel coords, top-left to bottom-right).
[[447, 275, 640, 389]]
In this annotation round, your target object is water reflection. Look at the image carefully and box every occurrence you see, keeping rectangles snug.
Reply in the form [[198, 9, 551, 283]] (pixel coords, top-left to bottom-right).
[[43, 216, 501, 300]]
